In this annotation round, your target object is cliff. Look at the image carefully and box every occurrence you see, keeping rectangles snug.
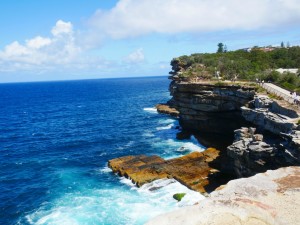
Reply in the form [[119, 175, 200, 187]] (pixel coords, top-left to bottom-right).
[[169, 81, 256, 135], [166, 66, 300, 177], [146, 166, 300, 225], [226, 96, 300, 177]]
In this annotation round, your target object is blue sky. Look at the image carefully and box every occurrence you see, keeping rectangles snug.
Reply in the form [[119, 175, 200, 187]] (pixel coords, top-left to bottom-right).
[[1, 0, 300, 83]]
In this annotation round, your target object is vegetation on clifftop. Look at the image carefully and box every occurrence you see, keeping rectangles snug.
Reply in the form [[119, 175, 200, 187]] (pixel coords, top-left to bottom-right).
[[170, 45, 300, 91]]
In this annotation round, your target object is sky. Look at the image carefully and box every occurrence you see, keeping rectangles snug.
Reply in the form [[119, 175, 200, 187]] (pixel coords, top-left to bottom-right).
[[0, 0, 300, 83]]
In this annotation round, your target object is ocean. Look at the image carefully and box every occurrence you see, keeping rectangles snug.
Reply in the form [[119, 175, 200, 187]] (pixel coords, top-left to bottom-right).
[[0, 76, 206, 225]]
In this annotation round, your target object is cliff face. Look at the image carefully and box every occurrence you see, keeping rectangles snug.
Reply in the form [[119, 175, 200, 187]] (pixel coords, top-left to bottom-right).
[[146, 166, 300, 225], [169, 80, 256, 135], [227, 96, 300, 177]]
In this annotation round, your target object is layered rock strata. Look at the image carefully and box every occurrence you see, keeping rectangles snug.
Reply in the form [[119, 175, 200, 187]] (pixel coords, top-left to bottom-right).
[[108, 148, 221, 193], [146, 166, 300, 225], [169, 81, 256, 134], [241, 95, 298, 135]]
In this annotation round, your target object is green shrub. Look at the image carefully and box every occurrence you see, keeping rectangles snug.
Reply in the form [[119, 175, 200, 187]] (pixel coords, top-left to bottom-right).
[[173, 193, 186, 201]]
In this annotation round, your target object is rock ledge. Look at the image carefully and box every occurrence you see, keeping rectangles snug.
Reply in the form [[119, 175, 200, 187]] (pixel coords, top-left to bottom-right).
[[146, 166, 300, 225]]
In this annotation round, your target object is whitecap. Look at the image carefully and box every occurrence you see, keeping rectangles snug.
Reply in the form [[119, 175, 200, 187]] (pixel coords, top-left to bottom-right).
[[158, 118, 176, 124], [156, 124, 173, 131], [143, 107, 158, 113], [99, 166, 112, 173], [143, 131, 155, 137], [119, 177, 137, 188]]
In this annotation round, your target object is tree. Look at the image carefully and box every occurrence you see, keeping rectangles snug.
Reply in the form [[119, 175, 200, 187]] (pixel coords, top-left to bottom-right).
[[281, 41, 285, 48], [217, 43, 224, 53]]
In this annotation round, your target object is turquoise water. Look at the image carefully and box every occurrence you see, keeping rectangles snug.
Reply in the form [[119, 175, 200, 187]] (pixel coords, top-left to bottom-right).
[[0, 77, 205, 225]]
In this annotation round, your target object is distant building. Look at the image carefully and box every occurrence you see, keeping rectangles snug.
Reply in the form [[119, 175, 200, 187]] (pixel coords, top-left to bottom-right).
[[240, 48, 252, 52], [258, 47, 275, 52], [275, 68, 298, 74]]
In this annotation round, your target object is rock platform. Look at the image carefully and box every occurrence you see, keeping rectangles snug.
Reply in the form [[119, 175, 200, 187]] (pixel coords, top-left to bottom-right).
[[108, 148, 220, 193], [146, 166, 300, 225]]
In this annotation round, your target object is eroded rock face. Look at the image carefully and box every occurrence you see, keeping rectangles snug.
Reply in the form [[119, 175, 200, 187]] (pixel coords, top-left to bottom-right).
[[227, 127, 300, 177], [169, 81, 256, 134], [108, 148, 221, 193], [146, 166, 300, 225], [242, 95, 298, 135], [227, 127, 277, 177]]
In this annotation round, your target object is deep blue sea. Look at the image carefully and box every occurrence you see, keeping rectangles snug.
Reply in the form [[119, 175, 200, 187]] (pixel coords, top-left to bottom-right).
[[0, 76, 205, 225]]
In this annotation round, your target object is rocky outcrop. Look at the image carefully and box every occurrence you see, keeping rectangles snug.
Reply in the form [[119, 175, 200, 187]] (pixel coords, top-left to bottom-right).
[[227, 127, 277, 177], [241, 95, 298, 135], [169, 81, 256, 134], [227, 127, 300, 177], [109, 148, 223, 193], [146, 166, 300, 225], [155, 104, 179, 117]]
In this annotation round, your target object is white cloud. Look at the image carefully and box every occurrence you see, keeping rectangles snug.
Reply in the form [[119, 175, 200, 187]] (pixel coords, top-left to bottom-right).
[[26, 36, 52, 49], [0, 20, 83, 71], [89, 0, 300, 39], [124, 48, 145, 63], [51, 20, 73, 36]]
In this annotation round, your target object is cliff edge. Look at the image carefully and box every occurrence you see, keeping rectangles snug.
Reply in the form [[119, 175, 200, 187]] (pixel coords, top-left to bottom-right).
[[146, 166, 300, 225]]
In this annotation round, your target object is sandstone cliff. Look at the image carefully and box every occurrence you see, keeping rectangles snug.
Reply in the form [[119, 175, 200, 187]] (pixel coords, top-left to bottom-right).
[[169, 80, 256, 135], [225, 96, 300, 177], [146, 166, 300, 225]]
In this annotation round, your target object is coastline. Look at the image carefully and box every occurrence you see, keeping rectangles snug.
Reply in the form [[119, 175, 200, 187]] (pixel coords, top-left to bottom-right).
[[107, 74, 300, 224]]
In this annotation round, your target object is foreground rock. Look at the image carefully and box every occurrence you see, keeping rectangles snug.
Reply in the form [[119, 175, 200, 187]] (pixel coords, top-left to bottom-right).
[[108, 148, 221, 193], [146, 166, 300, 225]]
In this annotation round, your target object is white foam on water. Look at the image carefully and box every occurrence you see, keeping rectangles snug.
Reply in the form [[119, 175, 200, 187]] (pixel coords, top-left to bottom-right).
[[143, 107, 158, 113], [25, 176, 206, 225], [142, 131, 155, 137], [158, 118, 176, 124], [116, 140, 135, 150], [99, 166, 112, 174], [156, 123, 173, 131], [152, 136, 205, 160], [119, 177, 136, 188], [138, 178, 205, 207]]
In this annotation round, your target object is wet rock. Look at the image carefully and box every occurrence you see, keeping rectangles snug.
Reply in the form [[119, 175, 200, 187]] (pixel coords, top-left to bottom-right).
[[155, 104, 179, 117], [108, 148, 221, 193]]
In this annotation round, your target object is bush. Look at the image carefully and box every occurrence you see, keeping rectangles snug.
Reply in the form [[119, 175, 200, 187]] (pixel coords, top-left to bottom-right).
[[173, 193, 186, 201]]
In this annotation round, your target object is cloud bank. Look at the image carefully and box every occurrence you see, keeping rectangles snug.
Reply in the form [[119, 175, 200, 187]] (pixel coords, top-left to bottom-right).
[[0, 20, 84, 72], [89, 0, 300, 39], [124, 48, 145, 63]]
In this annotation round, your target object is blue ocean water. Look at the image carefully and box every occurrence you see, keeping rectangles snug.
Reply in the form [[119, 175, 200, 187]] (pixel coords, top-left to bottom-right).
[[0, 77, 205, 225]]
